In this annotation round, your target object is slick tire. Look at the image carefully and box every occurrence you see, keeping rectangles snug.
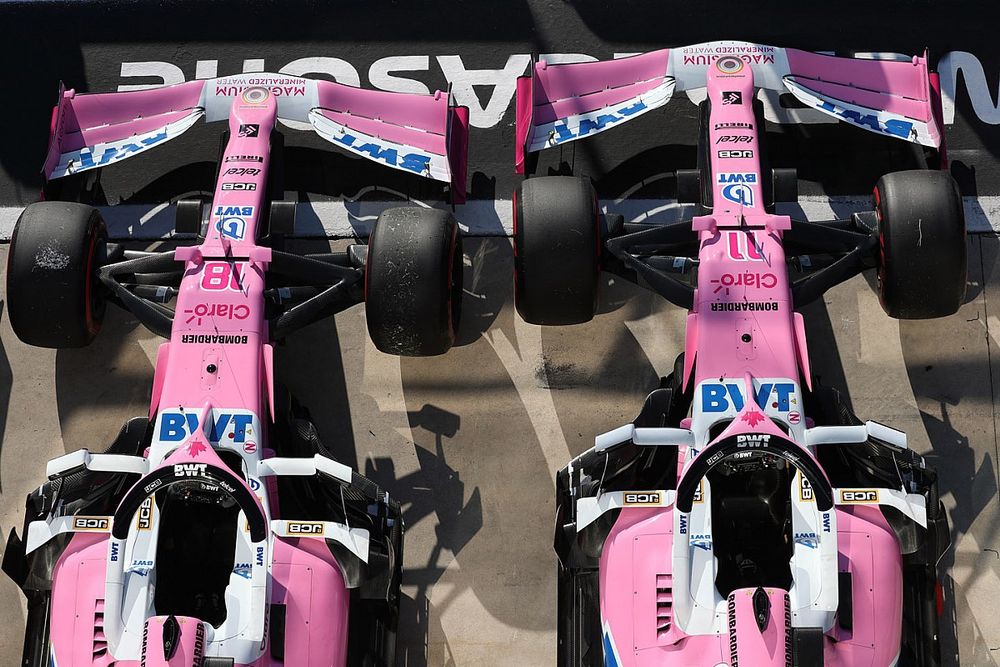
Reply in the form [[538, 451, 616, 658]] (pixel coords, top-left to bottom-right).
[[7, 201, 107, 348], [514, 176, 600, 325], [874, 170, 966, 319], [365, 207, 462, 356]]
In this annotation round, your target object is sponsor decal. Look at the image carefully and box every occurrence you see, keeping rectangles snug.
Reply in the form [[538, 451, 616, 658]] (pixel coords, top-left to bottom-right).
[[249, 477, 262, 491], [144, 479, 163, 494], [128, 559, 154, 576], [201, 262, 245, 291], [799, 476, 814, 502], [137, 498, 153, 530], [718, 149, 754, 159], [721, 89, 743, 104], [682, 43, 777, 67], [788, 411, 801, 425], [602, 626, 623, 667], [221, 182, 257, 191], [693, 479, 704, 504], [241, 87, 271, 104], [174, 463, 208, 477], [225, 167, 262, 176], [718, 172, 757, 207], [679, 514, 688, 534], [224, 155, 264, 163], [725, 231, 766, 262], [256, 545, 265, 567], [73, 516, 110, 531], [549, 100, 648, 145], [158, 411, 255, 444], [238, 123, 260, 138], [288, 521, 325, 535], [690, 533, 713, 550], [194, 623, 206, 663], [737, 433, 771, 446], [233, 562, 252, 579], [728, 593, 739, 667], [623, 491, 661, 506], [741, 411, 766, 427], [815, 100, 914, 140], [711, 271, 776, 295], [110, 542, 120, 562], [214, 205, 255, 217], [716, 56, 745, 74], [183, 303, 251, 326], [214, 76, 306, 98], [76, 130, 170, 170], [794, 532, 819, 549], [181, 334, 249, 344], [710, 301, 778, 312], [188, 441, 208, 457], [840, 489, 879, 503], [715, 122, 753, 130], [243, 441, 257, 453], [716, 135, 752, 144], [822, 513, 832, 533], [330, 132, 432, 175], [701, 382, 795, 413]]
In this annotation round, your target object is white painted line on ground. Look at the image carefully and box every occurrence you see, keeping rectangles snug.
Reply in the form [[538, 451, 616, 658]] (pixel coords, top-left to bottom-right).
[[0, 196, 998, 240]]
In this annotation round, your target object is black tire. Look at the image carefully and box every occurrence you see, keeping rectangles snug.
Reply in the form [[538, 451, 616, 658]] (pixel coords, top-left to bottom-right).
[[514, 176, 600, 325], [874, 170, 966, 319], [6, 201, 107, 348], [365, 207, 462, 356]]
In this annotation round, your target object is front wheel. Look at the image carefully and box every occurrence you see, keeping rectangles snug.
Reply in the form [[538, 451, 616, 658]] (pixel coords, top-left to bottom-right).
[[514, 176, 600, 325], [6, 201, 107, 348], [365, 207, 463, 356], [874, 170, 966, 319]]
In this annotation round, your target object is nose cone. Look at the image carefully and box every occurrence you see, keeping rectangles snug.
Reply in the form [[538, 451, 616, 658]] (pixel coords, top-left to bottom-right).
[[229, 85, 278, 133]]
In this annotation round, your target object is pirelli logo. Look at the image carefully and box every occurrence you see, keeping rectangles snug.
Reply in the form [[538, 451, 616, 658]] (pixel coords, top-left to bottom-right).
[[73, 516, 110, 531], [136, 498, 153, 530], [840, 489, 879, 503], [623, 492, 662, 506], [287, 521, 325, 535]]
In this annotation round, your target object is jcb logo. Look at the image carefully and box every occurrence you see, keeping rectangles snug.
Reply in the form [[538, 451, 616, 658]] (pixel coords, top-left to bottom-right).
[[288, 522, 325, 535], [136, 498, 153, 530], [800, 477, 814, 502], [840, 490, 879, 503], [73, 516, 109, 531]]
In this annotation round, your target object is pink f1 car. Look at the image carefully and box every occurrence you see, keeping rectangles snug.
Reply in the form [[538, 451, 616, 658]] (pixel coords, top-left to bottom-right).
[[2, 73, 468, 666], [512, 42, 960, 666]]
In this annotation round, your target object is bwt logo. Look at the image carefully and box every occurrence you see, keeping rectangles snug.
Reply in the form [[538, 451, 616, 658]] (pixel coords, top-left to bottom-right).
[[736, 434, 771, 447], [158, 411, 255, 444], [330, 132, 432, 175], [679, 515, 688, 534], [288, 521, 325, 535], [110, 542, 120, 562], [815, 101, 914, 140], [174, 463, 208, 477], [77, 130, 169, 170], [256, 546, 265, 566], [701, 382, 795, 413], [214, 205, 255, 217], [822, 513, 832, 533], [690, 534, 713, 551], [794, 532, 819, 549], [550, 101, 647, 144]]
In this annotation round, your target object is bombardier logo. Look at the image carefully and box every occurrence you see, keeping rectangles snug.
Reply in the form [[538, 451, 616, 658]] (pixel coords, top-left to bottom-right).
[[710, 302, 778, 312], [181, 334, 249, 344]]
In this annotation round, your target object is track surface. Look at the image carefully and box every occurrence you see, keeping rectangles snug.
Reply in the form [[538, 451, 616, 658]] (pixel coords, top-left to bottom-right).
[[0, 237, 997, 666]]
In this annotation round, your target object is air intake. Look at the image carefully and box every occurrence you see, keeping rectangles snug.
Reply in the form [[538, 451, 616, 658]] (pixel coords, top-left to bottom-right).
[[656, 574, 673, 639]]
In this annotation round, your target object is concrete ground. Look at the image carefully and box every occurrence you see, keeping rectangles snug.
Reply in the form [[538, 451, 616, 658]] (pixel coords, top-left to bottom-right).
[[0, 235, 998, 666]]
